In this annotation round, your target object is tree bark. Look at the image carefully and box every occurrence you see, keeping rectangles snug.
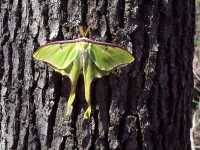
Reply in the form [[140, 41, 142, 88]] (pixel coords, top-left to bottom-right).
[[0, 0, 195, 150]]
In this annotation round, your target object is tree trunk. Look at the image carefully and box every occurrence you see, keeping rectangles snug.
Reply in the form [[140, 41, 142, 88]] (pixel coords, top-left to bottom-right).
[[0, 0, 195, 150]]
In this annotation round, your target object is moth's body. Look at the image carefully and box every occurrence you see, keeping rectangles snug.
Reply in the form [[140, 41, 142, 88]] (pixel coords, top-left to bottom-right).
[[33, 35, 134, 119], [78, 39, 90, 69]]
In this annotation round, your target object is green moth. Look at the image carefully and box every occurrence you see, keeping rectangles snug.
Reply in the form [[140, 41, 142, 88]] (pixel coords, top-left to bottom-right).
[[33, 27, 134, 119]]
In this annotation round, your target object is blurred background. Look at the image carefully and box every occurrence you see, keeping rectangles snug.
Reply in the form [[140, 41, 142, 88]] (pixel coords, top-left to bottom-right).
[[191, 0, 200, 149]]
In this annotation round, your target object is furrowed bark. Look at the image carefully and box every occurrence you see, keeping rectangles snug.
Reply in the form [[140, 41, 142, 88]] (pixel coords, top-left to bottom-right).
[[0, 0, 194, 150]]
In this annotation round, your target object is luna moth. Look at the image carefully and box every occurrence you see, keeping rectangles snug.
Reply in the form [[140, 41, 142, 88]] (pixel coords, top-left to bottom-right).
[[33, 27, 134, 119]]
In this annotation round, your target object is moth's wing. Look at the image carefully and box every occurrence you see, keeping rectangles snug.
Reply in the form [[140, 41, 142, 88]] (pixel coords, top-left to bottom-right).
[[33, 42, 78, 70], [83, 57, 108, 119], [83, 42, 134, 119], [51, 55, 81, 117], [65, 57, 81, 116], [89, 43, 134, 71], [33, 41, 82, 118]]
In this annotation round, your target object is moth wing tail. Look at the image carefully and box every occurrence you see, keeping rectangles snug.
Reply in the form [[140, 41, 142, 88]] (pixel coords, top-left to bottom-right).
[[64, 57, 81, 117]]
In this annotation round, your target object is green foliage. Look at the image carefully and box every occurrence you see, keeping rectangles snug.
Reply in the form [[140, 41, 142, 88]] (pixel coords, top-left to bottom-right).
[[194, 39, 200, 47], [196, 0, 200, 46], [197, 0, 200, 5]]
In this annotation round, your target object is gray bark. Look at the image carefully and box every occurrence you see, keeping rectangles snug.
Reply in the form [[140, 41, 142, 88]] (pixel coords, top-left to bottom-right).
[[0, 0, 195, 150]]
